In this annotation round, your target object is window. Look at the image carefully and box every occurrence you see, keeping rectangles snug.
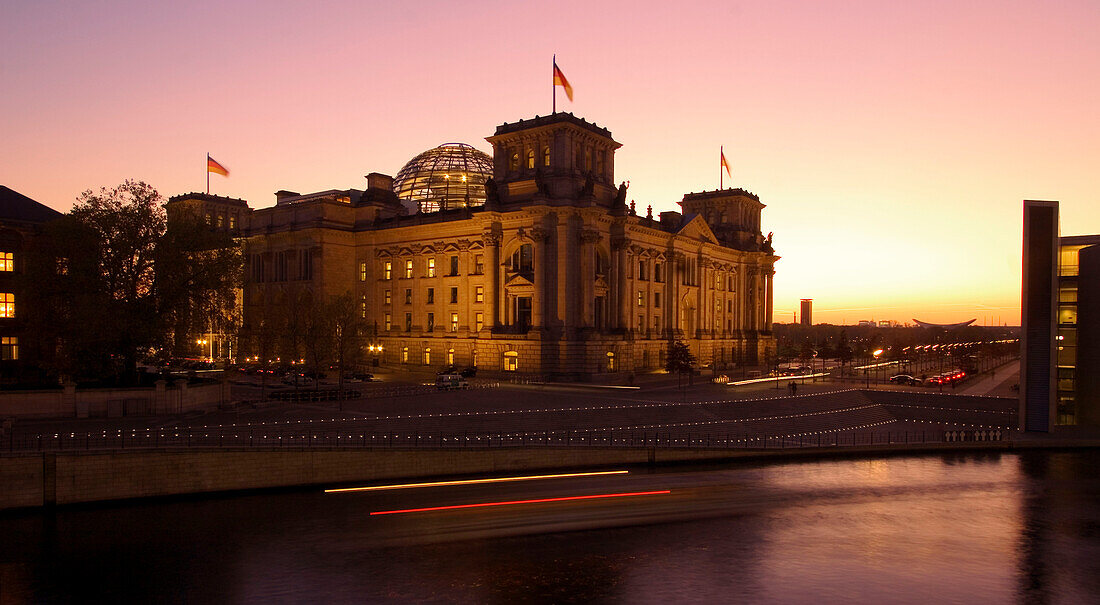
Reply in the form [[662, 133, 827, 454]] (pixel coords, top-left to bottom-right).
[[0, 252, 12, 272], [638, 314, 644, 330], [715, 274, 721, 290], [359, 294, 367, 319], [405, 289, 412, 304], [427, 258, 436, 277], [384, 313, 392, 331], [205, 213, 212, 226], [638, 290, 645, 307], [451, 312, 459, 332], [405, 259, 413, 279], [727, 300, 732, 313], [511, 244, 533, 274], [597, 151, 605, 175], [1, 336, 18, 360], [299, 249, 312, 280], [427, 288, 434, 304], [585, 148, 591, 171], [638, 259, 647, 280], [274, 251, 289, 282], [449, 287, 458, 304], [402, 346, 409, 363], [384, 289, 391, 305], [449, 255, 459, 276], [216, 214, 224, 229], [510, 153, 519, 171], [448, 348, 455, 365], [475, 312, 484, 332], [543, 147, 550, 167], [654, 316, 661, 330], [472, 349, 479, 367], [0, 293, 14, 318], [606, 351, 615, 372], [384, 261, 392, 280], [426, 312, 434, 332], [475, 286, 484, 303], [251, 255, 265, 282], [404, 312, 412, 332], [229, 215, 237, 231], [654, 292, 661, 308], [359, 262, 367, 281], [654, 262, 663, 283], [504, 351, 518, 372], [474, 255, 484, 275], [57, 257, 68, 275], [423, 348, 431, 365], [527, 149, 535, 169]]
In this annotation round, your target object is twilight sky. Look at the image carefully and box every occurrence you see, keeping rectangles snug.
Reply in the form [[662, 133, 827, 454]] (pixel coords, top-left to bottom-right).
[[4, 0, 1098, 325]]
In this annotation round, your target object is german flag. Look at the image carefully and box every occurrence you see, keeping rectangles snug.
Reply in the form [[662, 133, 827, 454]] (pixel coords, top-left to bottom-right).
[[553, 62, 573, 102], [207, 155, 229, 177], [721, 149, 732, 178]]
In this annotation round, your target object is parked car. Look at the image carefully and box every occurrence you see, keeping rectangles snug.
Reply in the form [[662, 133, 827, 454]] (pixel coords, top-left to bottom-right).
[[459, 366, 477, 378], [889, 374, 921, 386]]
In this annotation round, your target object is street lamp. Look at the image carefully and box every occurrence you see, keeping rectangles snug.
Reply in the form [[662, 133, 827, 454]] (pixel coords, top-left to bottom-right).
[[867, 348, 883, 388]]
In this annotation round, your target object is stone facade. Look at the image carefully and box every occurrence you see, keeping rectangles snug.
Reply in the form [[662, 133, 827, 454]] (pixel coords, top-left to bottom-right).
[[169, 113, 778, 378]]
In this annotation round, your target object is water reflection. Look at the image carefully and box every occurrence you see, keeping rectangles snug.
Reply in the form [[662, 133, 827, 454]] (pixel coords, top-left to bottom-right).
[[1, 451, 1098, 603]]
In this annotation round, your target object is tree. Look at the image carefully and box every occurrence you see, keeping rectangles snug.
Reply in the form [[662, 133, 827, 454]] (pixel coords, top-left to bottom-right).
[[666, 339, 696, 388], [20, 181, 242, 385], [325, 291, 363, 402]]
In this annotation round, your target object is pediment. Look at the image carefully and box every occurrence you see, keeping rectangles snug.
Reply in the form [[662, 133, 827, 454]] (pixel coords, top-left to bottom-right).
[[505, 273, 534, 287], [677, 215, 719, 243]]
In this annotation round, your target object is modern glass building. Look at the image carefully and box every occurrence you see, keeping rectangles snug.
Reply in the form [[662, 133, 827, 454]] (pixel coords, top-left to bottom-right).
[[1054, 234, 1100, 424], [392, 143, 493, 213]]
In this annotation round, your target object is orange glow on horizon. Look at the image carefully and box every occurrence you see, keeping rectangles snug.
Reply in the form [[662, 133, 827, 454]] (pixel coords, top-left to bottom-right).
[[369, 490, 672, 516], [325, 470, 630, 493]]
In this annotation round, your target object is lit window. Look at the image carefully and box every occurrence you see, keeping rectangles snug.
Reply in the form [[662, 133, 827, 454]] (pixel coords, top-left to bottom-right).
[[384, 261, 392, 280], [359, 295, 367, 319], [229, 215, 237, 230], [450, 287, 458, 304], [527, 149, 535, 169], [510, 153, 519, 171], [606, 351, 615, 372], [427, 288, 434, 304], [638, 291, 644, 307], [405, 260, 413, 279], [448, 348, 455, 365], [427, 258, 436, 277], [0, 293, 13, 318], [384, 289, 391, 305], [0, 252, 12, 272], [384, 313, 392, 331], [205, 213, 212, 226], [543, 147, 551, 166], [57, 258, 68, 275], [475, 286, 484, 303], [0, 336, 17, 360], [402, 346, 409, 363], [423, 348, 431, 365], [475, 312, 484, 332], [359, 262, 367, 281], [504, 351, 518, 372], [715, 274, 721, 289], [451, 313, 459, 332], [216, 214, 224, 229]]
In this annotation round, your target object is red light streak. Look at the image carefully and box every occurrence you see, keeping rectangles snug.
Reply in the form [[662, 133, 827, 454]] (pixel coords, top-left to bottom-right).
[[369, 490, 671, 516]]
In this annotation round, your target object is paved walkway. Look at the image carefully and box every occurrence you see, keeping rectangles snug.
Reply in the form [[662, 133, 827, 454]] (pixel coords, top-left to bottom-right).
[[961, 360, 1019, 397]]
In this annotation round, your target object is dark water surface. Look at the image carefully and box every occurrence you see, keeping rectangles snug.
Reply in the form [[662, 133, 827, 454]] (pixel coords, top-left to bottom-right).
[[3, 450, 1099, 603]]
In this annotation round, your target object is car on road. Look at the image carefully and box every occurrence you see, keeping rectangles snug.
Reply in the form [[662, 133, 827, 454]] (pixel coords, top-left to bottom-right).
[[436, 373, 469, 390], [889, 374, 921, 386]]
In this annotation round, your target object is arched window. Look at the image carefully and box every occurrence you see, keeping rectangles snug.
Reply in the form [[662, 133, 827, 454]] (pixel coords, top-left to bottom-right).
[[511, 243, 533, 275], [448, 348, 455, 365], [542, 147, 551, 167], [527, 149, 535, 169], [503, 350, 518, 372], [423, 347, 431, 365], [606, 351, 615, 372], [510, 153, 519, 171], [402, 346, 409, 363]]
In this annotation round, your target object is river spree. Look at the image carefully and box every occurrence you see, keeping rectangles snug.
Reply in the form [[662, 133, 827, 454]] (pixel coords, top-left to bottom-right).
[[2, 450, 1098, 603]]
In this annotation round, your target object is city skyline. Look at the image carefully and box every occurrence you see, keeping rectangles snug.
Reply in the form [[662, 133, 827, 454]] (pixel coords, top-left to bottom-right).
[[5, 0, 1098, 324]]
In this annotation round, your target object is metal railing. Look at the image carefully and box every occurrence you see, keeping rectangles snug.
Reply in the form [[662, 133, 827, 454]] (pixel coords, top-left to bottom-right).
[[2, 427, 1014, 454]]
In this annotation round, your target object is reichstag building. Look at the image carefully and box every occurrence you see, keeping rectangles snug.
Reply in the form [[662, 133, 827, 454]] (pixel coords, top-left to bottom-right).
[[169, 113, 778, 378]]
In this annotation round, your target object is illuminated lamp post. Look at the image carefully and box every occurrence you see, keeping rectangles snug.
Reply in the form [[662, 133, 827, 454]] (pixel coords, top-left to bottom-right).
[[867, 348, 883, 389], [196, 338, 208, 362]]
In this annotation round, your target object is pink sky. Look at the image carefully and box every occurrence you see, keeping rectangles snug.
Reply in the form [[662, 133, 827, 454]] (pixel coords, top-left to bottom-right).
[[4, 0, 1099, 325]]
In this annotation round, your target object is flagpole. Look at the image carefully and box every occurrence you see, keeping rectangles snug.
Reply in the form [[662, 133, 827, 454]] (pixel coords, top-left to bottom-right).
[[552, 55, 557, 114], [720, 146, 723, 190], [206, 153, 210, 194]]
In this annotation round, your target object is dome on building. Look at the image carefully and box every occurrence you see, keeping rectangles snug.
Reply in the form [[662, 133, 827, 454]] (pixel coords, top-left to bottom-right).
[[392, 143, 494, 213]]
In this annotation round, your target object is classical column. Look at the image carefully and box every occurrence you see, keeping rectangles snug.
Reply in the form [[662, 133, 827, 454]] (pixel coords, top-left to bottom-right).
[[671, 252, 682, 337], [579, 229, 600, 327], [613, 238, 629, 330], [531, 227, 549, 329], [765, 266, 775, 331], [484, 229, 502, 328]]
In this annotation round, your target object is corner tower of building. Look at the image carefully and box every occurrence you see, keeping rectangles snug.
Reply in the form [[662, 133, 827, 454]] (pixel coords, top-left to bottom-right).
[[485, 113, 622, 207]]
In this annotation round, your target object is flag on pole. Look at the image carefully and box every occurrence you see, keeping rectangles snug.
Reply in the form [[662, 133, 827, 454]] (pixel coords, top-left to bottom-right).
[[553, 62, 573, 102], [720, 149, 732, 179], [207, 155, 229, 177]]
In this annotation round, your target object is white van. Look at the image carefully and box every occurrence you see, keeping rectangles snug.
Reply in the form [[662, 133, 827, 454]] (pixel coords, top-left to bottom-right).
[[435, 374, 469, 390]]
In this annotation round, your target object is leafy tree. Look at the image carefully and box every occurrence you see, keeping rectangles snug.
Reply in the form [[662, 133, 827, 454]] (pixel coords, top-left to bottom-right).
[[20, 181, 241, 385], [666, 339, 696, 387], [326, 291, 363, 399]]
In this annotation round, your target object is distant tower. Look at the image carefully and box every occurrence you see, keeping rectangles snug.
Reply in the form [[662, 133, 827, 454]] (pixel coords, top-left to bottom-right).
[[800, 299, 813, 326]]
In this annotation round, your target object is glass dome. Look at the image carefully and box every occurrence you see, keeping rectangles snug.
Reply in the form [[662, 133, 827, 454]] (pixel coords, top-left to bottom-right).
[[392, 143, 494, 213]]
